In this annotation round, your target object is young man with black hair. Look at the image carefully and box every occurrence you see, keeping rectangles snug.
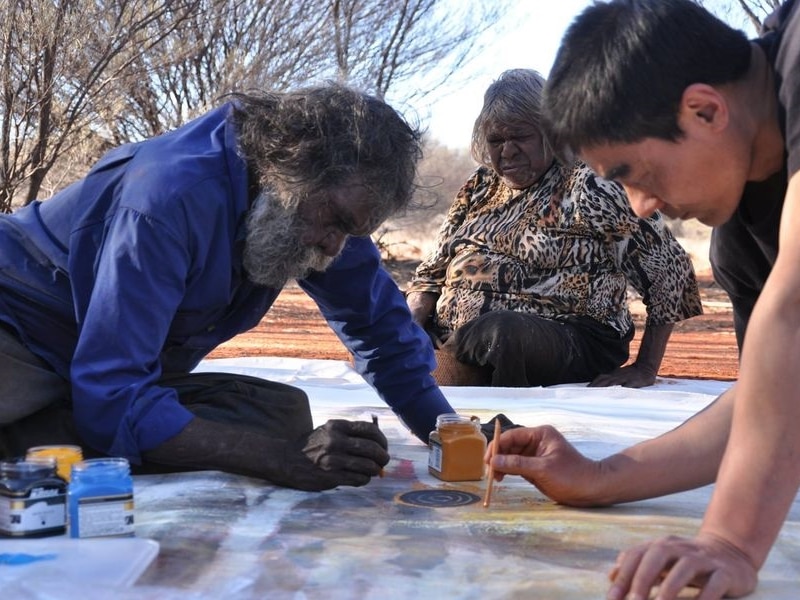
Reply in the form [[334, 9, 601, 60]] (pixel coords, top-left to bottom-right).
[[487, 1, 800, 598]]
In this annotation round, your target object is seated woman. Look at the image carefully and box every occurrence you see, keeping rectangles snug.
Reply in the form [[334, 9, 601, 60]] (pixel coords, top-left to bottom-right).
[[406, 69, 702, 388]]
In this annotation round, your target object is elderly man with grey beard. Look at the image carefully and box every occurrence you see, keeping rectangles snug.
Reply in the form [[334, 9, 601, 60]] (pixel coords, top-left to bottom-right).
[[0, 85, 456, 491]]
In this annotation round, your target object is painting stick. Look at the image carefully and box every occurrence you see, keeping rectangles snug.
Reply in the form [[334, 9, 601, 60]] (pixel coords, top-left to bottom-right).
[[372, 414, 385, 478], [483, 418, 502, 508]]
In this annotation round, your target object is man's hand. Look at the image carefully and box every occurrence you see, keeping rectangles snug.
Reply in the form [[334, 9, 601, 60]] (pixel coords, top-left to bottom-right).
[[607, 532, 758, 600], [486, 425, 605, 507], [276, 419, 390, 491], [589, 363, 657, 388], [143, 416, 389, 491]]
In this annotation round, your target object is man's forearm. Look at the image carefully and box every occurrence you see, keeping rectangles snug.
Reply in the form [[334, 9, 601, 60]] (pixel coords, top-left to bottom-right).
[[593, 386, 734, 505], [143, 417, 282, 479]]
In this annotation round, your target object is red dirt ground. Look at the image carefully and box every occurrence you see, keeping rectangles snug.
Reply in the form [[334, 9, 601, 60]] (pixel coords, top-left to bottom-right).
[[208, 262, 739, 382]]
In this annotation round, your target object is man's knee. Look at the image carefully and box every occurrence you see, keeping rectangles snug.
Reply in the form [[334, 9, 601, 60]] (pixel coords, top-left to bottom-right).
[[1, 403, 82, 459], [0, 328, 70, 426]]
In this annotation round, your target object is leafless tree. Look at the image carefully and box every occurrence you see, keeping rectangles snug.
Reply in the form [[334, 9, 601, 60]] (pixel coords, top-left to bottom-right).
[[328, 0, 507, 102], [0, 0, 202, 212], [102, 0, 507, 139], [96, 0, 328, 144], [733, 0, 782, 30], [1, 0, 508, 212], [700, 0, 782, 32]]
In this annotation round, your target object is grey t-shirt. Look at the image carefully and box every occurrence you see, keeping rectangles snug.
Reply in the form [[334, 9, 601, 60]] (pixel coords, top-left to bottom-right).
[[710, 0, 800, 348]]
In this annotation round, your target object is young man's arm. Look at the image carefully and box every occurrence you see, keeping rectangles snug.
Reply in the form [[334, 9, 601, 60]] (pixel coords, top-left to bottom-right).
[[610, 172, 800, 600], [490, 384, 733, 507], [701, 172, 800, 577]]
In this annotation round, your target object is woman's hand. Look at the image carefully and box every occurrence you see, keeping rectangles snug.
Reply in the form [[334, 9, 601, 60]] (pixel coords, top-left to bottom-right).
[[405, 291, 437, 329], [590, 363, 658, 388], [487, 425, 607, 507], [607, 532, 758, 600], [592, 323, 673, 388]]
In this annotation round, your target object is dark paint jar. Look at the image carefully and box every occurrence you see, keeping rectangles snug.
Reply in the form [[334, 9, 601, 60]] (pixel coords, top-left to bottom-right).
[[0, 457, 67, 537]]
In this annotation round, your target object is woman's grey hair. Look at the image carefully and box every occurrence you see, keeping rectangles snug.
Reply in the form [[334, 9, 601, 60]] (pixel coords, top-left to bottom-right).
[[470, 69, 551, 168]]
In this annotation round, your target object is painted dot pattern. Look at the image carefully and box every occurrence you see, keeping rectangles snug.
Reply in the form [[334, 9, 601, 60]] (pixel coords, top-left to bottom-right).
[[396, 489, 481, 508]]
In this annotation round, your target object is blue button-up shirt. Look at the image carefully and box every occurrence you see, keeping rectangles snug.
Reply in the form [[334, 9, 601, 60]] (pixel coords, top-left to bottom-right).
[[0, 104, 452, 459]]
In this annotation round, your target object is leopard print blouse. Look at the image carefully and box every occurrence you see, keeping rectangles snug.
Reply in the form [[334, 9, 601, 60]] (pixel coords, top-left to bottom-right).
[[407, 161, 703, 336]]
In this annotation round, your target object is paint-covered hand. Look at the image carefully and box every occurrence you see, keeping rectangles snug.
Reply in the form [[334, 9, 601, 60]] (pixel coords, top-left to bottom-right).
[[480, 413, 523, 443], [142, 417, 388, 491], [279, 419, 390, 491], [607, 532, 758, 600], [486, 425, 604, 507]]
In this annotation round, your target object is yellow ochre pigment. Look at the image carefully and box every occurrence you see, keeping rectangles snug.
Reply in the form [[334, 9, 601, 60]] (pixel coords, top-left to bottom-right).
[[428, 413, 486, 481]]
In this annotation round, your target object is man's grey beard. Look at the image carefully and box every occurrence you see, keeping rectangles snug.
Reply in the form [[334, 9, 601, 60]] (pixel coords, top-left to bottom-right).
[[243, 189, 335, 288]]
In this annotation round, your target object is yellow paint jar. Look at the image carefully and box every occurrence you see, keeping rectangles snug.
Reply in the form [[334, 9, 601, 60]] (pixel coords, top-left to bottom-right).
[[428, 413, 486, 481], [26, 445, 84, 482]]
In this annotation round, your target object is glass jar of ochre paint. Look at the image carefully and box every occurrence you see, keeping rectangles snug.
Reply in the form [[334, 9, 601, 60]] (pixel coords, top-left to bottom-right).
[[428, 413, 487, 481], [0, 457, 67, 537], [26, 444, 83, 482], [68, 458, 134, 538]]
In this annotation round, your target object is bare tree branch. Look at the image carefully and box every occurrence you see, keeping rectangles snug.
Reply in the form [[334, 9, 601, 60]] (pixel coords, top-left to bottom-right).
[[326, 0, 508, 102], [1, 0, 510, 211], [0, 0, 202, 210]]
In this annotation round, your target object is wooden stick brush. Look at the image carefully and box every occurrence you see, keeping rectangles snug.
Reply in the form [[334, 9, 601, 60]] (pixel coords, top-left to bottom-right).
[[483, 418, 502, 508]]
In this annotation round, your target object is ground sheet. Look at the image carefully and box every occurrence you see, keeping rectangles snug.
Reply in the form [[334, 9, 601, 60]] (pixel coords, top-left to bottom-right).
[[3, 357, 797, 599]]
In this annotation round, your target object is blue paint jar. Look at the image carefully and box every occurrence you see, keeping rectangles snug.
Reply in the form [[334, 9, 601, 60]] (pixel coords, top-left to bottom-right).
[[68, 458, 134, 538], [0, 458, 67, 537]]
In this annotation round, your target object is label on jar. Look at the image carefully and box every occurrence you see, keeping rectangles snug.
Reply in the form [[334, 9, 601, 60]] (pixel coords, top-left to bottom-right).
[[428, 438, 443, 473], [75, 493, 135, 538], [0, 488, 67, 536]]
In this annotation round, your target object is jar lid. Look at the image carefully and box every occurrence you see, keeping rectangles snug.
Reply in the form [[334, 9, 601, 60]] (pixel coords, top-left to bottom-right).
[[71, 457, 130, 473], [435, 413, 481, 426], [26, 444, 83, 456], [0, 457, 58, 479]]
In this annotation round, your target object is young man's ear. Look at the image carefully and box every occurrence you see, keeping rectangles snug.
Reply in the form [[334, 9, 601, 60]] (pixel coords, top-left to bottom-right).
[[679, 83, 729, 133]]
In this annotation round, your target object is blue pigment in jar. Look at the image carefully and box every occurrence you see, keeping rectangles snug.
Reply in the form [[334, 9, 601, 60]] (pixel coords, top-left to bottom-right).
[[68, 458, 134, 538], [0, 457, 67, 537]]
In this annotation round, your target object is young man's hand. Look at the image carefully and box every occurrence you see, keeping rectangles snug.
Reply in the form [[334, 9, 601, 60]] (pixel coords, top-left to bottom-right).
[[607, 532, 758, 600], [486, 425, 606, 507]]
